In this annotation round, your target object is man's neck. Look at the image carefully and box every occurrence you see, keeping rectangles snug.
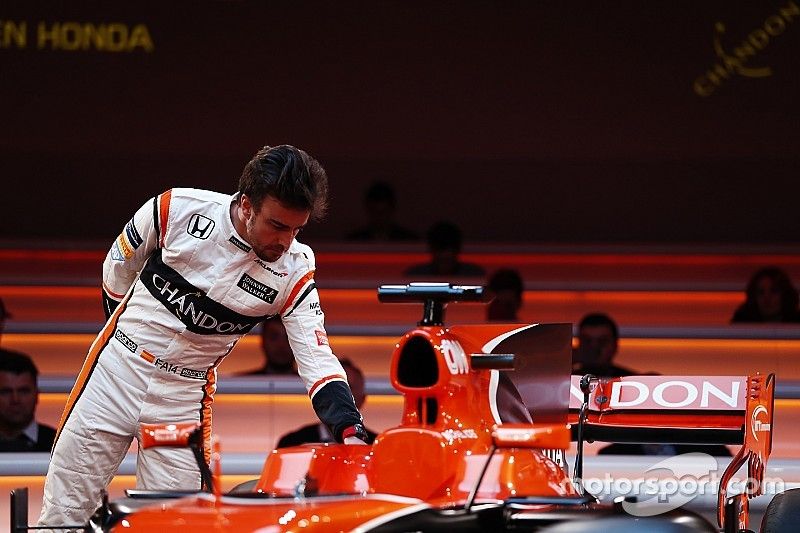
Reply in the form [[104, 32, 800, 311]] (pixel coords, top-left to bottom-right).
[[230, 199, 246, 237]]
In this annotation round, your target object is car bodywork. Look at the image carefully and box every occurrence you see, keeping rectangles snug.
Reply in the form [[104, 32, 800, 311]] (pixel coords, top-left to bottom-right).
[[12, 283, 775, 532]]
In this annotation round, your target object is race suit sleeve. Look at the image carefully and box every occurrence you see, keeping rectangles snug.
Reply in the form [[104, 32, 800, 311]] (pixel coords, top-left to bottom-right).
[[281, 267, 363, 442], [101, 190, 170, 319]]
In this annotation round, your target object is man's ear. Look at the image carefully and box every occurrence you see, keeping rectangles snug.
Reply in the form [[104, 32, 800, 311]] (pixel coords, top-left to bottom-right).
[[240, 194, 252, 217]]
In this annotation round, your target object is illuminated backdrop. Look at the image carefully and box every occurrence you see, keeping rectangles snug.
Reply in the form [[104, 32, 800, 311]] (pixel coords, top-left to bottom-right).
[[1, 1, 797, 243]]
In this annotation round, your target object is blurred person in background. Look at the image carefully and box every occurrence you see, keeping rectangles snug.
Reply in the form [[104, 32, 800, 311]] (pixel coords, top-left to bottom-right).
[[243, 317, 297, 375], [0, 297, 12, 345], [0, 351, 56, 452], [731, 266, 800, 323], [346, 181, 418, 241], [405, 221, 485, 277], [571, 313, 635, 377], [277, 358, 377, 447], [486, 268, 524, 322]]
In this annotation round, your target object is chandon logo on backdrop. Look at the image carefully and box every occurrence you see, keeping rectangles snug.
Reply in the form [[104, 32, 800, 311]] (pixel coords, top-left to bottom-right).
[[693, 1, 798, 96]]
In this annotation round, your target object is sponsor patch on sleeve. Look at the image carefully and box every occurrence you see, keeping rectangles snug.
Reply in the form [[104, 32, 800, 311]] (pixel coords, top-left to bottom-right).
[[115, 234, 135, 260], [315, 329, 329, 346], [125, 219, 143, 249], [110, 241, 125, 261]]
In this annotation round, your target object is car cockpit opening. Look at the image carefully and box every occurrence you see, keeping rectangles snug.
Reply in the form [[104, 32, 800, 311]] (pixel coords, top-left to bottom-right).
[[397, 334, 439, 388]]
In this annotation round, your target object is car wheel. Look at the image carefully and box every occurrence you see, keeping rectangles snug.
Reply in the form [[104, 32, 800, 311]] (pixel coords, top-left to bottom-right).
[[761, 488, 800, 533]]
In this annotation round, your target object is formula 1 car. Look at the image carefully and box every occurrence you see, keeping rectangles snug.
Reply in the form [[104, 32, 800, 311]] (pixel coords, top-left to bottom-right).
[[11, 283, 793, 532]]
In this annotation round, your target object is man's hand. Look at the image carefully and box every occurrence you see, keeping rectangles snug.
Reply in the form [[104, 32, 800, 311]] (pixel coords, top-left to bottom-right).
[[341, 423, 368, 445]]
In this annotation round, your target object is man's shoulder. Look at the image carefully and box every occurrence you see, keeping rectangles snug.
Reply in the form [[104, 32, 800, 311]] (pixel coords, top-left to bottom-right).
[[286, 241, 316, 269], [168, 188, 231, 208]]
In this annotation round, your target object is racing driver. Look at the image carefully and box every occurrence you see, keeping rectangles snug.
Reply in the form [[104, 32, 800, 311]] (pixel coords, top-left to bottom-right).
[[38, 145, 369, 528]]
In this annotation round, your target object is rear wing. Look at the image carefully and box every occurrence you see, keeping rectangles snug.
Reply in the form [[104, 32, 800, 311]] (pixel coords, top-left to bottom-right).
[[568, 373, 775, 530]]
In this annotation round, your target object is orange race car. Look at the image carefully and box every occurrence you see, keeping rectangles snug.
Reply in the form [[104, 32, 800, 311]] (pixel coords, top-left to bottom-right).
[[11, 283, 796, 532]]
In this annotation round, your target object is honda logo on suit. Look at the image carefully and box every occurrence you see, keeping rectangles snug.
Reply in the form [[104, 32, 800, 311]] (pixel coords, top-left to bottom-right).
[[187, 214, 215, 239]]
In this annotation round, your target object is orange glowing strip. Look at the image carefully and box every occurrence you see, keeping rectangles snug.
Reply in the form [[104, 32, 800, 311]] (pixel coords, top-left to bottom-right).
[[0, 286, 99, 297], [11, 333, 800, 349], [8, 334, 800, 352]]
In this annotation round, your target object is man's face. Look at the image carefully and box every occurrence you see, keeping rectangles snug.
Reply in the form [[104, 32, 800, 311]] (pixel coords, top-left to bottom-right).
[[575, 325, 618, 366], [755, 276, 783, 320], [241, 195, 310, 262], [431, 248, 459, 275], [0, 371, 37, 431]]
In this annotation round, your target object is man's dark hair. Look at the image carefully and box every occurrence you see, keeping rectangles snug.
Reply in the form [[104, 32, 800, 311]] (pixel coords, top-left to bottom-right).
[[239, 145, 329, 220], [364, 181, 396, 206], [426, 221, 462, 252], [578, 313, 619, 341], [0, 350, 39, 380], [746, 266, 800, 316], [488, 269, 524, 298]]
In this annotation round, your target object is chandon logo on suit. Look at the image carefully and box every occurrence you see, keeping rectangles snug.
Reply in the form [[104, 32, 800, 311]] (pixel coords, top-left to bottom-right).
[[141, 251, 268, 335], [187, 214, 215, 239]]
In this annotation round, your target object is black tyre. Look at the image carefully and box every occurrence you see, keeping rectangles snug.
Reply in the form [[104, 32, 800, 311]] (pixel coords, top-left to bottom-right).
[[761, 488, 800, 533]]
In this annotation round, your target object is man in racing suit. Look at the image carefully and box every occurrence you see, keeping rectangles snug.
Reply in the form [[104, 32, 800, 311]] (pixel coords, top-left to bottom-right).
[[39, 145, 368, 528]]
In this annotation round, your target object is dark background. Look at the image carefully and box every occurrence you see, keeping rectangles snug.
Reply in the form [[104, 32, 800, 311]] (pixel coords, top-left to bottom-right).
[[1, 1, 798, 244]]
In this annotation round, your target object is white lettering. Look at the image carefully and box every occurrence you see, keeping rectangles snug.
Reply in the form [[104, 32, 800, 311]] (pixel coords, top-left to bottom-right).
[[701, 381, 740, 408], [610, 381, 649, 408], [570, 383, 585, 405], [198, 313, 218, 329], [653, 381, 698, 408], [441, 339, 468, 375], [170, 293, 188, 313]]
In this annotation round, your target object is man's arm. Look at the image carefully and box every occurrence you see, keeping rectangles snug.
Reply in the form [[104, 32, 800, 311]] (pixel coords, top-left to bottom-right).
[[101, 190, 170, 319], [280, 269, 365, 443]]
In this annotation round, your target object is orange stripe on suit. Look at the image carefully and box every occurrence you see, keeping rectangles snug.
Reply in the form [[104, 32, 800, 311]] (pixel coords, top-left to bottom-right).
[[53, 293, 129, 447], [309, 374, 346, 398], [200, 355, 225, 467], [280, 270, 315, 315], [158, 189, 172, 248]]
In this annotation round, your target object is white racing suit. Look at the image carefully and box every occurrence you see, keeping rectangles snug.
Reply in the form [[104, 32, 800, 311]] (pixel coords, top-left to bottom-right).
[[39, 188, 363, 528]]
